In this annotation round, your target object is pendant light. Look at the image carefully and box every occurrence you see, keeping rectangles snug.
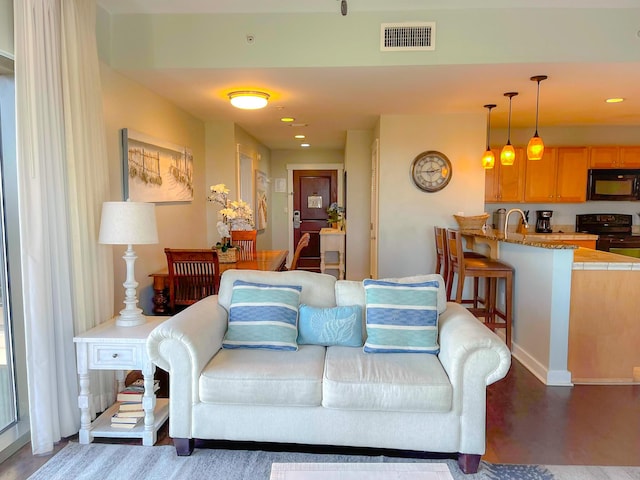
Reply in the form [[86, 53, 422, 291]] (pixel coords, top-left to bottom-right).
[[527, 75, 548, 160], [482, 104, 497, 169], [500, 92, 518, 166]]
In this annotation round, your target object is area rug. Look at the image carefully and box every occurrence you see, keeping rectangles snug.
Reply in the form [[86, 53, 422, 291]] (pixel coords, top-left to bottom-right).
[[27, 442, 640, 480]]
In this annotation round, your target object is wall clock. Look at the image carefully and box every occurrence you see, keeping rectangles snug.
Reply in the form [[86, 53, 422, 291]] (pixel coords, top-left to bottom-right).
[[410, 150, 453, 192]]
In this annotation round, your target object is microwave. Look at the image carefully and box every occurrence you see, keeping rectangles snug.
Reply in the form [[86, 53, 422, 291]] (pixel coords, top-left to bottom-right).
[[587, 169, 640, 201]]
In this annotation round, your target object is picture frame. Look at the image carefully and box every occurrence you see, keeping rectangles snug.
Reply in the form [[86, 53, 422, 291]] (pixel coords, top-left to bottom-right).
[[121, 128, 194, 203], [255, 170, 268, 231]]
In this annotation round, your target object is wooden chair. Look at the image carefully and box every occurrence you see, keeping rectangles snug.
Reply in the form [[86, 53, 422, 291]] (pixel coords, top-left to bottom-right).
[[164, 248, 220, 313], [446, 229, 514, 349], [289, 233, 311, 270], [435, 226, 486, 302], [231, 230, 257, 261]]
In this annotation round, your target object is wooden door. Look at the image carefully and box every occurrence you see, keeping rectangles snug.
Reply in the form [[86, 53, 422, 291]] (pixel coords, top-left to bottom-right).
[[620, 147, 640, 168], [589, 146, 618, 168], [556, 147, 589, 202], [497, 147, 526, 202], [524, 147, 557, 202], [293, 170, 337, 272]]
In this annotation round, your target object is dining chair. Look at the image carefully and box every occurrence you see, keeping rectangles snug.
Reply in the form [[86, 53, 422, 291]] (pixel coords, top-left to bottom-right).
[[289, 232, 311, 270], [230, 230, 257, 261], [164, 248, 220, 313]]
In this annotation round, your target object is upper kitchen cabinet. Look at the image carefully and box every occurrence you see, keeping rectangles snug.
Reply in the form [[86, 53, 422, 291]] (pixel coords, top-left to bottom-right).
[[485, 147, 525, 203], [524, 147, 589, 203], [590, 146, 640, 168]]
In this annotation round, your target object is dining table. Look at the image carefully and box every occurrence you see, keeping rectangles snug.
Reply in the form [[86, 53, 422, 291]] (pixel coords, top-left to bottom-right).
[[149, 249, 288, 314]]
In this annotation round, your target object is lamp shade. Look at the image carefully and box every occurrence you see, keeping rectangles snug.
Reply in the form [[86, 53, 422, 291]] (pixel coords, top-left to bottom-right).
[[527, 134, 545, 160], [99, 201, 159, 245], [500, 144, 516, 166], [482, 149, 495, 169]]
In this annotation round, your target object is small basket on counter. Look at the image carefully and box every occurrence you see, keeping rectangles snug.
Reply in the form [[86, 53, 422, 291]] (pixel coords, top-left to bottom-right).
[[453, 213, 489, 231], [214, 246, 238, 263]]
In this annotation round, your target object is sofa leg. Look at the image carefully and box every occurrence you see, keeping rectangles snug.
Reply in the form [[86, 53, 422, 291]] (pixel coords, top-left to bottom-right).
[[457, 453, 481, 474], [174, 438, 194, 456]]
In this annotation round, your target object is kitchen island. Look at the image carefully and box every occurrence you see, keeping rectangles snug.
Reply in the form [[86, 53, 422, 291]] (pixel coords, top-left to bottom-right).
[[460, 230, 639, 386]]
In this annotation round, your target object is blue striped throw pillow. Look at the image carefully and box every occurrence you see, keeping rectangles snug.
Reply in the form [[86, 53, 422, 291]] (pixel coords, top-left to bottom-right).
[[363, 279, 439, 354], [222, 280, 302, 351]]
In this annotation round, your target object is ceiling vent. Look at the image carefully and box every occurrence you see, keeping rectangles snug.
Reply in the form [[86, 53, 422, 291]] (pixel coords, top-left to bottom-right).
[[380, 22, 435, 51]]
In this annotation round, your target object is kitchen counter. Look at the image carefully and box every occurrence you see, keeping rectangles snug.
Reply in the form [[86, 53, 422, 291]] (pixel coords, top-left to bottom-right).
[[573, 247, 640, 270], [460, 229, 577, 260]]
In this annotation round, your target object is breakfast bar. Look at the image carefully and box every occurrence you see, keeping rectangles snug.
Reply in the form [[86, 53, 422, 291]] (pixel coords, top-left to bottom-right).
[[460, 229, 640, 386]]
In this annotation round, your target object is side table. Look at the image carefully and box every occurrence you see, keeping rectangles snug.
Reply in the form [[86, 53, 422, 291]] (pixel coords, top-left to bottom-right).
[[319, 228, 346, 279], [73, 316, 170, 446]]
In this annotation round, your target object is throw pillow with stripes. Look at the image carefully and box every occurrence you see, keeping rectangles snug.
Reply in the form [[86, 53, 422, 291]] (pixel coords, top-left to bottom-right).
[[363, 279, 439, 354], [222, 280, 302, 351]]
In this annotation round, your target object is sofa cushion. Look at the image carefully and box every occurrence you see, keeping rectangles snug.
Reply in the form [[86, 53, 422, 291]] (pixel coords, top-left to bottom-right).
[[298, 304, 363, 347], [218, 270, 337, 311], [322, 346, 452, 413], [363, 279, 439, 354], [335, 274, 447, 315], [200, 345, 326, 407], [222, 280, 301, 351]]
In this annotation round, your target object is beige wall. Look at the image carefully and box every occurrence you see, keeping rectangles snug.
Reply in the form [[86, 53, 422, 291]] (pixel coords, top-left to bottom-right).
[[344, 130, 373, 280], [100, 62, 206, 314], [377, 113, 485, 278], [0, 0, 13, 59]]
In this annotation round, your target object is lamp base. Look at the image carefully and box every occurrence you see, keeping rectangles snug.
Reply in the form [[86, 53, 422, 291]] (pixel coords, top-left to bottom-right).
[[115, 308, 146, 327]]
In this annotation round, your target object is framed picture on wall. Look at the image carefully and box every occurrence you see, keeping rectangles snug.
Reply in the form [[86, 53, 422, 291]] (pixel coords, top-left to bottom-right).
[[255, 170, 268, 231], [121, 128, 194, 203]]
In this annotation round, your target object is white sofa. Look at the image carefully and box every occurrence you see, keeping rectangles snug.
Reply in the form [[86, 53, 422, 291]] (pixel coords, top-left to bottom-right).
[[147, 270, 511, 474]]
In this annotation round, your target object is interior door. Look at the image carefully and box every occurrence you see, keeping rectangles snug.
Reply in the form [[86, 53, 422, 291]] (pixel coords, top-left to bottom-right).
[[293, 170, 337, 272]]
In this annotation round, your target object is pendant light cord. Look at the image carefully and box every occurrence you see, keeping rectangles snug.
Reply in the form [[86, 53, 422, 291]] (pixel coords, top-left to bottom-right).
[[534, 79, 541, 136]]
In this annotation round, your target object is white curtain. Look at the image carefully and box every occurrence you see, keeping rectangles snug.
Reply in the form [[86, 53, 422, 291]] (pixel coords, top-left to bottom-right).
[[14, 0, 113, 455]]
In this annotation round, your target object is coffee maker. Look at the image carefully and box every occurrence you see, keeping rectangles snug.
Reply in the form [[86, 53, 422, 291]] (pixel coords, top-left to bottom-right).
[[535, 210, 553, 233]]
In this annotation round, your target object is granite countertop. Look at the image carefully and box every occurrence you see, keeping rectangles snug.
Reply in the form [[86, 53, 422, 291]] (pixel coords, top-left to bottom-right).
[[460, 229, 578, 250], [523, 232, 598, 241]]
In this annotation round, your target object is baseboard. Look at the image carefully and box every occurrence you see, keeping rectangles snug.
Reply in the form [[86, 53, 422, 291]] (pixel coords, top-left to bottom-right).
[[511, 342, 573, 386]]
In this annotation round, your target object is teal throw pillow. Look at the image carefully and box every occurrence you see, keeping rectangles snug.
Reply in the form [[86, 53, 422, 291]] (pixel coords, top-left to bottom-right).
[[363, 279, 439, 354], [297, 305, 363, 347], [222, 280, 302, 351]]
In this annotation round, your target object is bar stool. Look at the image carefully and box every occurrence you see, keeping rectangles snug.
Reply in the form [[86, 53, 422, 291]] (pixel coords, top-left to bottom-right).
[[446, 229, 514, 350], [434, 226, 485, 304]]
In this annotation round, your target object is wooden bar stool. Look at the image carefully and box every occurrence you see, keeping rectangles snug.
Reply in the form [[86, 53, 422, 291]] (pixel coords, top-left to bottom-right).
[[446, 229, 514, 350], [434, 226, 485, 304]]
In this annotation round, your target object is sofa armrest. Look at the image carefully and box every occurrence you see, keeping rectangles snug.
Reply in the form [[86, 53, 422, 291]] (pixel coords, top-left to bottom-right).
[[437, 301, 511, 455], [147, 295, 228, 438]]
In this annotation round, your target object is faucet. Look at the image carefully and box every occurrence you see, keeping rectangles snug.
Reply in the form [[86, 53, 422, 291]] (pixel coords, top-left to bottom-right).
[[504, 208, 529, 238]]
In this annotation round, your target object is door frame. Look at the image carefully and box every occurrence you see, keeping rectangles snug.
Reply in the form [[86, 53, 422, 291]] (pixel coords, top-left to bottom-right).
[[286, 163, 344, 266]]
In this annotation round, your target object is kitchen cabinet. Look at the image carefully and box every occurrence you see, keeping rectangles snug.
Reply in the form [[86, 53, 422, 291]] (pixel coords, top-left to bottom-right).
[[524, 147, 589, 203], [484, 147, 525, 203], [589, 146, 640, 168]]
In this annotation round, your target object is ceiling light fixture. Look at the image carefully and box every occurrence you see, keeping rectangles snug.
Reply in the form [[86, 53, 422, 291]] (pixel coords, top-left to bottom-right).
[[482, 104, 497, 170], [301, 143, 310, 148], [527, 75, 548, 161], [500, 92, 518, 166], [228, 91, 270, 110], [294, 134, 305, 139], [280, 117, 295, 122], [605, 97, 624, 103]]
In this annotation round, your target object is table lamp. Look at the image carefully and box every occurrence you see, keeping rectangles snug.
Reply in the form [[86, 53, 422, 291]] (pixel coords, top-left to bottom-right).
[[99, 200, 159, 327]]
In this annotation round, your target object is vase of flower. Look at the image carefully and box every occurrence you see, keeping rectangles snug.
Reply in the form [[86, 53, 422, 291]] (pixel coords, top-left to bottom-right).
[[327, 202, 345, 230], [208, 183, 255, 251]]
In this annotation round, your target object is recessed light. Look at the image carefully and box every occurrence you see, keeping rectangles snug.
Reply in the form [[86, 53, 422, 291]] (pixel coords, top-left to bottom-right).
[[605, 98, 625, 103], [280, 117, 295, 122], [301, 143, 310, 148], [290, 123, 308, 127], [294, 134, 306, 139]]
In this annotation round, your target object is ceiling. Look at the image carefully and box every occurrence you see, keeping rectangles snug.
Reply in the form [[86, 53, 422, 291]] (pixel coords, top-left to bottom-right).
[[96, 1, 640, 150]]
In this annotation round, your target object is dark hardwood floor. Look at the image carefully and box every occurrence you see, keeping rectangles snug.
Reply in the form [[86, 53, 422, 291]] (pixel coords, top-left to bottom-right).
[[1, 358, 639, 479]]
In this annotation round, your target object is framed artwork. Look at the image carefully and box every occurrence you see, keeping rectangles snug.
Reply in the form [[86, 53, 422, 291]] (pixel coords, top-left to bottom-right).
[[121, 128, 194, 203], [255, 170, 268, 230]]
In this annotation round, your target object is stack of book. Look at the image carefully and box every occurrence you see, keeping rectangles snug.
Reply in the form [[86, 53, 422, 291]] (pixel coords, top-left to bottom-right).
[[111, 379, 160, 429]]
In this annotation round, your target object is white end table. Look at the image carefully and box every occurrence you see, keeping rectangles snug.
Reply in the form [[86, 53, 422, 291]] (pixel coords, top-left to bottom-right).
[[319, 228, 345, 279], [73, 315, 170, 446]]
